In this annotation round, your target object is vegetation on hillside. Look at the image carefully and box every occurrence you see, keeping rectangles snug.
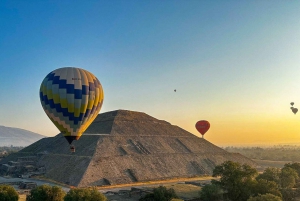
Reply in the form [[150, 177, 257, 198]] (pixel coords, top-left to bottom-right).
[[224, 146, 300, 161]]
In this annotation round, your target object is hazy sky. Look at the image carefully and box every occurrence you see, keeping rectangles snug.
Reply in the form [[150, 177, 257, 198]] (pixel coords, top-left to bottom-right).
[[1, 1, 300, 146]]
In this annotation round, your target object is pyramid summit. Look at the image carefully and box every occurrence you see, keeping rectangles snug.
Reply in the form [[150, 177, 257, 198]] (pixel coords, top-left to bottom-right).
[[0, 110, 255, 187]]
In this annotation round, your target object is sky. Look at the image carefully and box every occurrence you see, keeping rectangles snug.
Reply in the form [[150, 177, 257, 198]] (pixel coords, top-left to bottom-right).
[[1, 1, 300, 146]]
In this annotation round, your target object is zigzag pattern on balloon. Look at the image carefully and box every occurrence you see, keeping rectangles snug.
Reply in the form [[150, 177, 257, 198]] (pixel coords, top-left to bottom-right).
[[39, 67, 104, 137]]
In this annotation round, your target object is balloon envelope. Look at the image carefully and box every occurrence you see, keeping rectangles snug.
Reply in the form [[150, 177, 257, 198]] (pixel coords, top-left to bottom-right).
[[292, 108, 298, 115], [195, 120, 210, 135], [291, 102, 294, 106], [39, 67, 104, 144]]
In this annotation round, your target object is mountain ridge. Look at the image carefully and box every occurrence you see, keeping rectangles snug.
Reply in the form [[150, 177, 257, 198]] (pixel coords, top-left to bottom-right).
[[0, 125, 45, 146]]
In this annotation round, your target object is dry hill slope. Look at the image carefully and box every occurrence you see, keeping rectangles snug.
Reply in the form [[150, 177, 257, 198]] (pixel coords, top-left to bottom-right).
[[0, 110, 256, 187]]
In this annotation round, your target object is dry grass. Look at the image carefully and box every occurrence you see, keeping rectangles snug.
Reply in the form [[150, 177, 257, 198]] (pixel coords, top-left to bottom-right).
[[18, 194, 26, 201], [165, 183, 201, 200], [96, 176, 213, 190]]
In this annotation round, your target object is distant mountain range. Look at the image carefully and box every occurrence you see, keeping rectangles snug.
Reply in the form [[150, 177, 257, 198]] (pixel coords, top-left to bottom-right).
[[0, 126, 45, 147]]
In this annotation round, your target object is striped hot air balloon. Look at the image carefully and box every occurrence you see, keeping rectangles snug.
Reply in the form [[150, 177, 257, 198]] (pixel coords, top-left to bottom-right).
[[39, 67, 104, 150]]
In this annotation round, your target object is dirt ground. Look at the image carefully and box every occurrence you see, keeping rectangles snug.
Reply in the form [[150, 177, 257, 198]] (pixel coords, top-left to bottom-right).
[[18, 195, 26, 201]]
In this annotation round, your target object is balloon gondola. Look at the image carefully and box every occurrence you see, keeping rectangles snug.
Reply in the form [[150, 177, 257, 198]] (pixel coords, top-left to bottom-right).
[[39, 67, 104, 152]]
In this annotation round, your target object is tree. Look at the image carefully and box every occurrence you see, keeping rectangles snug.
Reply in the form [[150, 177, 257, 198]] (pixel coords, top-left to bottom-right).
[[280, 167, 298, 188], [213, 161, 258, 201], [284, 163, 300, 177], [247, 193, 282, 201], [64, 187, 107, 201], [253, 179, 281, 198], [0, 185, 19, 201], [139, 186, 178, 201], [199, 184, 224, 201], [26, 185, 65, 201], [256, 167, 281, 184], [280, 188, 297, 201]]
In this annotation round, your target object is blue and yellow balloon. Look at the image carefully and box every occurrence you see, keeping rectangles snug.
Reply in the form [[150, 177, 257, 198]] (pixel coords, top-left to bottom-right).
[[39, 67, 104, 151]]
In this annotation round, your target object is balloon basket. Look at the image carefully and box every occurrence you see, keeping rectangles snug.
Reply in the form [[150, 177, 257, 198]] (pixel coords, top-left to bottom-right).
[[70, 145, 75, 153]]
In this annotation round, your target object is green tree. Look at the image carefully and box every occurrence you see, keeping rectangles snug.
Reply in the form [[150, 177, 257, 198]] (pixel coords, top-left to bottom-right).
[[256, 167, 281, 184], [213, 161, 258, 201], [64, 187, 106, 201], [199, 184, 223, 201], [0, 185, 19, 201], [247, 193, 282, 201], [280, 167, 298, 188], [280, 188, 297, 201], [139, 186, 178, 201], [26, 185, 65, 201], [284, 163, 300, 177], [253, 179, 281, 198]]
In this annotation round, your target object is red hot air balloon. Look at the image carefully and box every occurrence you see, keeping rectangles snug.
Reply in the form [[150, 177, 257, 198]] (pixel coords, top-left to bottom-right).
[[195, 120, 210, 138]]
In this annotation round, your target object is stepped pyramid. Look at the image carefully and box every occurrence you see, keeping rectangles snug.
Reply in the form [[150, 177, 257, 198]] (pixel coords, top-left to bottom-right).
[[1, 110, 255, 187]]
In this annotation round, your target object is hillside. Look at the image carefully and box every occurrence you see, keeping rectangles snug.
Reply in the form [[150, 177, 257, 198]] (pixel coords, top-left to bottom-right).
[[0, 126, 45, 146]]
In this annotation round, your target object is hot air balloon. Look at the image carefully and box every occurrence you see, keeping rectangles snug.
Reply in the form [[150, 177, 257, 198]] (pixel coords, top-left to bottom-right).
[[291, 102, 294, 106], [39, 67, 104, 152], [292, 107, 298, 115], [195, 120, 210, 138]]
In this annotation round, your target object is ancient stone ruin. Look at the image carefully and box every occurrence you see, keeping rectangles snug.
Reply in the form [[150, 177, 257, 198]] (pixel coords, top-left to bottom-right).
[[0, 110, 256, 187]]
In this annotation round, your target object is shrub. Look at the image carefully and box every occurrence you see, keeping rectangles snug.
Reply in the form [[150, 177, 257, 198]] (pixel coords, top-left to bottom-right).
[[64, 187, 107, 201], [0, 185, 19, 201], [26, 185, 65, 201], [139, 186, 178, 201]]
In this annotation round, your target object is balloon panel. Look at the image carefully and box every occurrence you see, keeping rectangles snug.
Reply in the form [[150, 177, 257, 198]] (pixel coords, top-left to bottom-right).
[[195, 120, 210, 135], [39, 67, 104, 139]]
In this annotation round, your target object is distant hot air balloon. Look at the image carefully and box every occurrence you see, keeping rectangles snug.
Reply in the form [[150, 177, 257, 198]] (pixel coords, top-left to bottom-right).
[[39, 67, 104, 152], [195, 120, 210, 138], [292, 107, 298, 115], [291, 102, 294, 106]]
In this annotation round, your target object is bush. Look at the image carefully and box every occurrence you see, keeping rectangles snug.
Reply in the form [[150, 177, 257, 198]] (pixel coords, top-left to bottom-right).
[[64, 187, 107, 201], [0, 185, 19, 201], [199, 184, 223, 201], [247, 193, 282, 201], [139, 186, 178, 201], [26, 185, 65, 201], [253, 179, 281, 198]]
